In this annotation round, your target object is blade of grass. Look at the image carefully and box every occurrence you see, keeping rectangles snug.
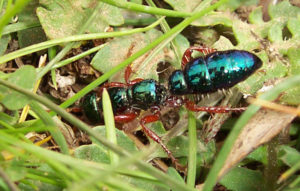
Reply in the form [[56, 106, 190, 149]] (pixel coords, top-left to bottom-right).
[[2, 21, 40, 35], [52, 44, 107, 69], [29, 101, 69, 155], [100, 0, 192, 18], [0, 0, 31, 38], [48, 46, 58, 90], [0, 18, 163, 65], [203, 75, 300, 191], [187, 111, 197, 187], [145, 0, 183, 64], [102, 88, 119, 165]]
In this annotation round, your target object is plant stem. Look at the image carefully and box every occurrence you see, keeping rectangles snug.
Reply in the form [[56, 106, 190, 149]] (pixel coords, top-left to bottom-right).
[[187, 111, 197, 187], [0, 18, 163, 65], [100, 0, 192, 18]]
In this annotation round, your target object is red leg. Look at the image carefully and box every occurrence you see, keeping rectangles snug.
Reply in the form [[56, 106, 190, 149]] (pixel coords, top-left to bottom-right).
[[182, 46, 217, 69], [125, 65, 144, 86], [114, 113, 139, 123], [127, 78, 144, 86], [140, 107, 185, 171], [125, 65, 133, 84], [185, 100, 246, 113], [67, 107, 82, 113]]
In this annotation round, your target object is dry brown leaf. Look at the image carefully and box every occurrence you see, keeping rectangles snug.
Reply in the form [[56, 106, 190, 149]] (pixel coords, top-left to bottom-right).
[[218, 109, 296, 179]]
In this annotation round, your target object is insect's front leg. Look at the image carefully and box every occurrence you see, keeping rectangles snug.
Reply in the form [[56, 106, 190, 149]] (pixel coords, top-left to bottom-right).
[[140, 106, 186, 172], [124, 65, 144, 86]]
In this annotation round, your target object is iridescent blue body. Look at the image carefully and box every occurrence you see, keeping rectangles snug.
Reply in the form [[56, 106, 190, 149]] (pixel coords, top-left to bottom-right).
[[82, 79, 167, 123], [169, 50, 262, 95]]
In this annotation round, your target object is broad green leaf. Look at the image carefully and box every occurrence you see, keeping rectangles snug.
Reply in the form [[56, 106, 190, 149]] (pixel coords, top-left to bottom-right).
[[277, 48, 300, 105], [213, 36, 235, 50], [128, 176, 169, 191], [268, 1, 300, 42], [91, 29, 165, 82], [74, 144, 110, 163], [5, 159, 27, 182], [246, 145, 268, 165], [287, 18, 300, 38], [268, 1, 300, 21], [287, 48, 300, 76], [279, 145, 300, 167], [233, 20, 260, 50], [92, 126, 138, 152], [0, 112, 19, 127], [17, 0, 46, 48], [192, 12, 232, 27], [36, 0, 124, 39], [220, 167, 265, 191], [166, 168, 184, 191], [0, 35, 10, 56], [0, 65, 36, 110], [218, 0, 258, 11], [249, 7, 264, 25], [164, 0, 202, 12]]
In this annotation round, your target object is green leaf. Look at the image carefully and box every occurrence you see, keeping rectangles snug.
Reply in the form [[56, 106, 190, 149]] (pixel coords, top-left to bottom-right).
[[220, 167, 265, 191], [218, 0, 258, 11], [91, 29, 165, 82], [0, 112, 19, 127], [268, 1, 300, 21], [164, 0, 202, 12], [0, 35, 10, 56], [74, 144, 110, 163], [267, 1, 300, 42], [287, 48, 300, 76], [249, 7, 264, 25], [192, 12, 233, 27], [92, 126, 138, 152], [287, 18, 300, 38], [246, 145, 268, 165], [166, 168, 184, 191], [36, 0, 124, 39], [0, 65, 36, 110], [279, 145, 300, 167], [213, 36, 235, 50], [17, 0, 47, 48]]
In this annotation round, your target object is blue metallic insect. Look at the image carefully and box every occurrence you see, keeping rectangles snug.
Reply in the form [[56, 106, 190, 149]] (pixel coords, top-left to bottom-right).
[[81, 47, 263, 170], [81, 70, 182, 169], [167, 47, 262, 112]]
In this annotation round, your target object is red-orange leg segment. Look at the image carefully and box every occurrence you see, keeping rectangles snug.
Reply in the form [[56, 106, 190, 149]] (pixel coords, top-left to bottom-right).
[[185, 100, 246, 113], [181, 46, 217, 69]]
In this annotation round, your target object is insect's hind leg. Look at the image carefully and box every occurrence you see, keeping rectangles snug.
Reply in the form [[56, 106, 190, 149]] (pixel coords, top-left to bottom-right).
[[181, 46, 217, 69], [185, 100, 246, 113]]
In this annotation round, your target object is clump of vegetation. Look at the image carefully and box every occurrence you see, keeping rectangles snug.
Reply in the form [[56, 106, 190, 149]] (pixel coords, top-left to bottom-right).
[[0, 0, 299, 190]]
